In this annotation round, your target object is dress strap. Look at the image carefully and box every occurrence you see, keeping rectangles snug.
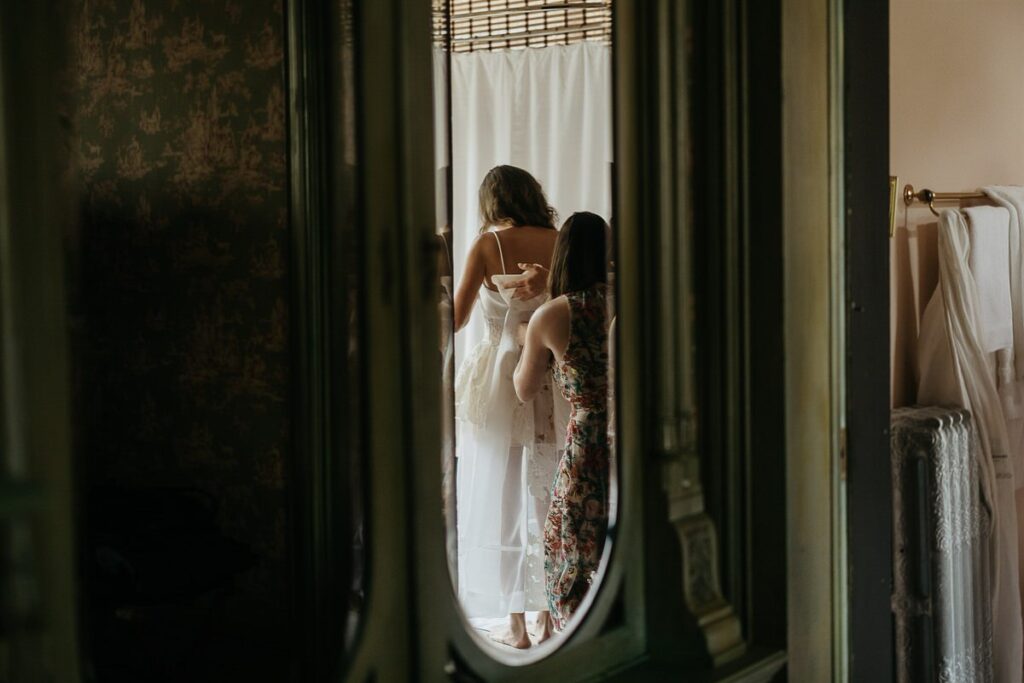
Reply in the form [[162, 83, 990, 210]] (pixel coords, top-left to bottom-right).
[[491, 231, 507, 275]]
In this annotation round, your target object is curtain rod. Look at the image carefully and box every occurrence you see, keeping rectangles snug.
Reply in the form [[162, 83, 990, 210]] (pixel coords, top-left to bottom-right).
[[451, 24, 610, 48], [450, 26, 606, 50], [452, 3, 608, 22]]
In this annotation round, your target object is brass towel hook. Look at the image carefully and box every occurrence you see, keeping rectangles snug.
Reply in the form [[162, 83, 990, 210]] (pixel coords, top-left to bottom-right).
[[903, 185, 939, 216], [894, 182, 991, 237]]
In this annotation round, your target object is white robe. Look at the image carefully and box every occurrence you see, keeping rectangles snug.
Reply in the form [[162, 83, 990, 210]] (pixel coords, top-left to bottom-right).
[[918, 209, 1022, 682]]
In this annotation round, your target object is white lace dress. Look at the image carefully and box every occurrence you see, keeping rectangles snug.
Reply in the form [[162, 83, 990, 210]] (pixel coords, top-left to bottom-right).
[[455, 240, 568, 619]]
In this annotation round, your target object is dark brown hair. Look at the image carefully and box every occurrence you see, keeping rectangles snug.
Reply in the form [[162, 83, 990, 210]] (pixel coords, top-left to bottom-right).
[[478, 165, 557, 232], [548, 212, 609, 299]]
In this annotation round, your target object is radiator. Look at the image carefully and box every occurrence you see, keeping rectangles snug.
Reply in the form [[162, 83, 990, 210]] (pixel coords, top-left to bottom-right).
[[891, 406, 993, 683]]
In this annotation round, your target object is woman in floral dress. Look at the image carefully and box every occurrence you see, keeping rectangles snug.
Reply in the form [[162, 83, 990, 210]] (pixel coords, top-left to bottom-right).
[[513, 211, 610, 634]]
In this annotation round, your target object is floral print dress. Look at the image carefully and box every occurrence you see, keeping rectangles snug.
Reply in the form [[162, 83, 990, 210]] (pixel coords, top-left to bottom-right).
[[545, 284, 610, 627]]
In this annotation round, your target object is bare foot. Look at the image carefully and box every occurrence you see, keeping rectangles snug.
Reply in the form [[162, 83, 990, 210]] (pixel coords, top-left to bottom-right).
[[533, 611, 555, 644], [488, 614, 531, 649]]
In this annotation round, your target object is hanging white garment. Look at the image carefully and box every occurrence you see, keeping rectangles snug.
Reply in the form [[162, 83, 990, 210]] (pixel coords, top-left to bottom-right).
[[433, 46, 450, 229], [982, 190, 1024, 480], [983, 188, 1024, 384], [983, 187, 1024, 385], [454, 233, 568, 618], [964, 206, 1013, 354], [918, 209, 1021, 682], [980, 190, 1024, 682]]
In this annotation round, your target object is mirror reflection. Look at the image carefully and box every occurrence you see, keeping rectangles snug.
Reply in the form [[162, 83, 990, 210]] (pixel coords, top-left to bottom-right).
[[433, 0, 615, 653]]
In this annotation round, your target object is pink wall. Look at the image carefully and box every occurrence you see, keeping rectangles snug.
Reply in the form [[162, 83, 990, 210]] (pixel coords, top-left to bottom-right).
[[890, 1, 1024, 406]]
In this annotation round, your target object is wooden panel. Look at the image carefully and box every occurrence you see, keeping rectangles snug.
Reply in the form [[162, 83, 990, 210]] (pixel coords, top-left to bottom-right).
[[740, 0, 788, 651], [0, 1, 79, 679], [844, 0, 893, 679], [781, 0, 838, 679]]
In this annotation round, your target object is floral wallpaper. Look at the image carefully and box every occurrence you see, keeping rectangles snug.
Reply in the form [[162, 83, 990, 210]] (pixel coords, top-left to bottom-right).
[[65, 0, 290, 603]]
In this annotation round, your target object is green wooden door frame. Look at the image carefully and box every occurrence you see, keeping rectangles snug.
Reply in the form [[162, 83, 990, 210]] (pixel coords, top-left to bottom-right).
[[781, 0, 850, 679]]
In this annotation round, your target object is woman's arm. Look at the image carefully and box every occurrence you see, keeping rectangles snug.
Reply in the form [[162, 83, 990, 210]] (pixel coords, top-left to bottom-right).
[[453, 236, 488, 332], [514, 317, 552, 402]]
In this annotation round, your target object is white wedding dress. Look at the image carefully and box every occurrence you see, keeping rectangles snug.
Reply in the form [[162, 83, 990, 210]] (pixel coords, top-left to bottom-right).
[[455, 231, 568, 618]]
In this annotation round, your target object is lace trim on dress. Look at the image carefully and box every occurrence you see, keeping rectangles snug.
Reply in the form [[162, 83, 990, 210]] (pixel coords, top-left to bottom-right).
[[455, 338, 498, 429]]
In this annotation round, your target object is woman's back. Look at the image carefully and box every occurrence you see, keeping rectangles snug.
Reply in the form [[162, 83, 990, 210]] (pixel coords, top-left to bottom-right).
[[478, 226, 557, 290], [553, 285, 608, 412]]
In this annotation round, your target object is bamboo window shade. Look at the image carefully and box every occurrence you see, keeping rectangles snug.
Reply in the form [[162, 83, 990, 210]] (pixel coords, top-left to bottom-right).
[[433, 0, 612, 53]]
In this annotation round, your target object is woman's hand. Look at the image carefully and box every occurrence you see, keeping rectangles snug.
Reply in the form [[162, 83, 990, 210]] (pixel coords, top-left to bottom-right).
[[501, 263, 548, 300]]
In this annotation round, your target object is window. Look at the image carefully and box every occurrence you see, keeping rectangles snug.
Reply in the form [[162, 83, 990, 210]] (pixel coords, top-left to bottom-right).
[[434, 0, 611, 52]]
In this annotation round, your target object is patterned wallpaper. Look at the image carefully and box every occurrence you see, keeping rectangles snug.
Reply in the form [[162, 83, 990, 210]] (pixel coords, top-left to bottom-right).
[[65, 0, 290, 598]]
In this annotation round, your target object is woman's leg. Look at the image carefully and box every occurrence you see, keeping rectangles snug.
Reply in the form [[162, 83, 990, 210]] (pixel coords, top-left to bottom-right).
[[487, 612, 530, 649], [489, 445, 531, 648], [534, 610, 555, 643], [529, 486, 556, 644], [497, 444, 526, 603]]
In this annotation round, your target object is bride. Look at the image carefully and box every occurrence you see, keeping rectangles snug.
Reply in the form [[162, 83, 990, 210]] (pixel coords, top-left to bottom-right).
[[453, 165, 565, 648]]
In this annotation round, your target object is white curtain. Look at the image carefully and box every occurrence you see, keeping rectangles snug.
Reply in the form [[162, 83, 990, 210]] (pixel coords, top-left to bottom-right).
[[450, 42, 613, 364], [434, 46, 450, 230]]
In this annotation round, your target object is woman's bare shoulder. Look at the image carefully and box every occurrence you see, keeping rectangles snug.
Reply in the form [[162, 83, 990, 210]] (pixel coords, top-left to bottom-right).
[[469, 231, 496, 252], [530, 296, 570, 355], [534, 295, 570, 325], [466, 231, 500, 264]]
